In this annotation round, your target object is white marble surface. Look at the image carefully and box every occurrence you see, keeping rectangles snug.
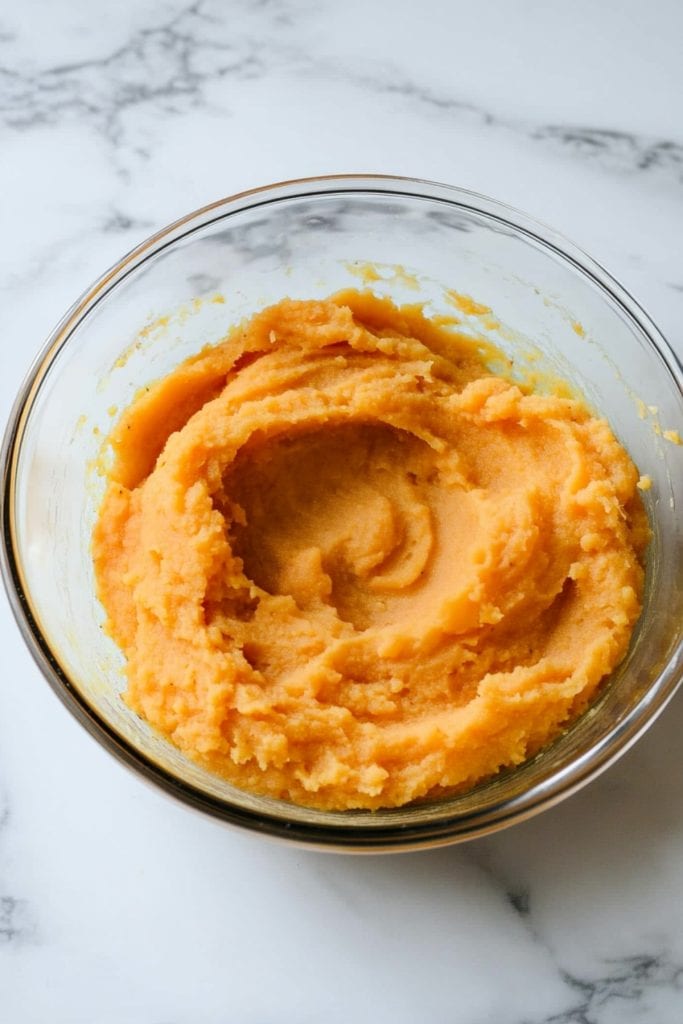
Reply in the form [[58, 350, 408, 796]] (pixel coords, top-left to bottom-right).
[[2, 0, 683, 1020]]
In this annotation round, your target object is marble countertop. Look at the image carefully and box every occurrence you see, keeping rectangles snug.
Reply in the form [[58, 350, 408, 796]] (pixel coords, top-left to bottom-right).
[[2, 1, 683, 1020]]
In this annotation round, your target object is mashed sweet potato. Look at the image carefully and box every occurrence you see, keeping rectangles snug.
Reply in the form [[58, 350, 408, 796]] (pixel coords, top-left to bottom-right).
[[92, 291, 648, 810]]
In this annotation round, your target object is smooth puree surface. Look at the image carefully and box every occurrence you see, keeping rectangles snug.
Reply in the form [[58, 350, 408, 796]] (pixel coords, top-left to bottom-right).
[[92, 291, 648, 810]]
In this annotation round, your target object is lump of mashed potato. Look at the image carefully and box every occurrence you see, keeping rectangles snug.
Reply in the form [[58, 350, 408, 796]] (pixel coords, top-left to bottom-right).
[[92, 290, 648, 810]]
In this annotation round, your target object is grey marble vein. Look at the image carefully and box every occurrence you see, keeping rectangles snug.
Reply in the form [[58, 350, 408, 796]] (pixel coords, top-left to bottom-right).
[[0, 0, 268, 144], [0, 895, 33, 945], [102, 207, 155, 234], [532, 126, 683, 177], [522, 953, 683, 1024], [1, 0, 681, 188], [465, 844, 683, 1024], [341, 66, 683, 184], [506, 885, 531, 917], [0, 783, 35, 948]]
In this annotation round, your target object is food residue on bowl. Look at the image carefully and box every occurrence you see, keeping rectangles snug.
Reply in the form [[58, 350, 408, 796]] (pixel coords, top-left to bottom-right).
[[92, 290, 648, 810]]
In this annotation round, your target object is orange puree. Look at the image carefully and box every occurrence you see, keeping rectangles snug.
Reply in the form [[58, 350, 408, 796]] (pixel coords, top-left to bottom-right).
[[92, 291, 648, 810]]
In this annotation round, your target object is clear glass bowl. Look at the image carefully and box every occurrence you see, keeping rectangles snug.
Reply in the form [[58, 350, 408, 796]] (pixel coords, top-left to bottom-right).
[[3, 175, 683, 851]]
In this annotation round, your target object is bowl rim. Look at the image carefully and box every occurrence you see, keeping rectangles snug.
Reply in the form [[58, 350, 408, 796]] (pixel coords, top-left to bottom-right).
[[3, 172, 683, 852]]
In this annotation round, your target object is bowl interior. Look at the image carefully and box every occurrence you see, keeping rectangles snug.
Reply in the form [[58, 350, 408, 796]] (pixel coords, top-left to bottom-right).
[[6, 180, 683, 847]]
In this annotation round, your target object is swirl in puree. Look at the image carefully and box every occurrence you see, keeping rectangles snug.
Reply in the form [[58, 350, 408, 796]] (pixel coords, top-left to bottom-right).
[[93, 291, 648, 810]]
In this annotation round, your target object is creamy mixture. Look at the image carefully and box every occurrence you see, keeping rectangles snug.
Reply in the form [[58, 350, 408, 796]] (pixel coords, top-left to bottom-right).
[[93, 291, 647, 810]]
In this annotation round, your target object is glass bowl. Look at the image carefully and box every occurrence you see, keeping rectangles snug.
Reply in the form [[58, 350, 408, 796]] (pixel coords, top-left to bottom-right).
[[3, 175, 683, 852]]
